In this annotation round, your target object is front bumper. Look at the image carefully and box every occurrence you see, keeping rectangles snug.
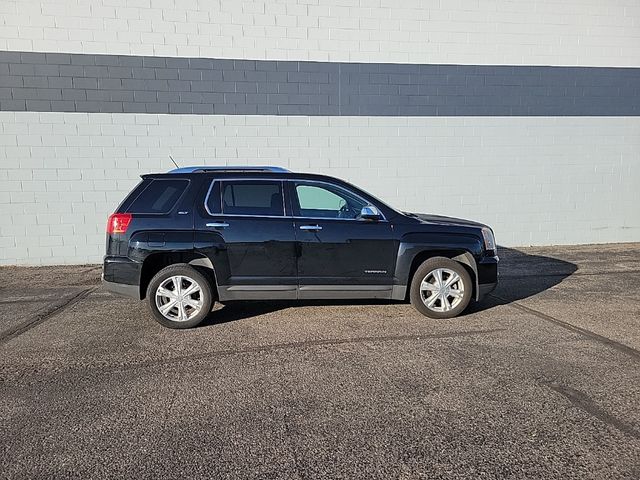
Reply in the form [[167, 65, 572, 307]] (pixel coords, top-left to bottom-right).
[[477, 281, 497, 300], [476, 254, 498, 300]]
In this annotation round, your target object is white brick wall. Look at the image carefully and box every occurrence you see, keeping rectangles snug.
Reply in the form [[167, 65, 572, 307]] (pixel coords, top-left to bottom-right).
[[0, 0, 638, 66], [1, 112, 639, 265], [1, 1, 639, 265]]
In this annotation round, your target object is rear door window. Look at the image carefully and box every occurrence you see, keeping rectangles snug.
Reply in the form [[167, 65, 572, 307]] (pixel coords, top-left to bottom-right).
[[127, 179, 188, 214], [205, 180, 222, 215], [221, 181, 284, 216]]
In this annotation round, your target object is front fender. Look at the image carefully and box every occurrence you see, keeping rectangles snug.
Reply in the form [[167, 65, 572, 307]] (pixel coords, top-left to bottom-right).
[[392, 232, 483, 301]]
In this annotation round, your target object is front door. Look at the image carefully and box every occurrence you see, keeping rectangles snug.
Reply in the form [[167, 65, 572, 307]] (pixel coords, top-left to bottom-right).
[[195, 178, 297, 300], [289, 180, 398, 298]]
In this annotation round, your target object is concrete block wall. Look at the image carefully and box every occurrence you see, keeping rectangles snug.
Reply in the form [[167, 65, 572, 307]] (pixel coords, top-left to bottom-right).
[[1, 52, 639, 115], [0, 0, 639, 265], [2, 112, 639, 264], [1, 0, 639, 66]]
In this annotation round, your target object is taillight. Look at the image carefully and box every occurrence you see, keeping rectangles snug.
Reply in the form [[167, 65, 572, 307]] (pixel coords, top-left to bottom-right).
[[106, 213, 133, 234]]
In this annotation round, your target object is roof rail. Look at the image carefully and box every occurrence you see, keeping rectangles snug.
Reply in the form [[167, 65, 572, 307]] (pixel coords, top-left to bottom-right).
[[168, 166, 291, 174]]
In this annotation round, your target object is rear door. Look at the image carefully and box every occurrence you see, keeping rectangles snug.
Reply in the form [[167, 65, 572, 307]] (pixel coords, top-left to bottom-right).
[[194, 178, 298, 300], [289, 180, 398, 298]]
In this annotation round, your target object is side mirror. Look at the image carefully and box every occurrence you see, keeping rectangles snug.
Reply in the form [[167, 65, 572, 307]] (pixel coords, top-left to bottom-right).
[[360, 205, 382, 221]]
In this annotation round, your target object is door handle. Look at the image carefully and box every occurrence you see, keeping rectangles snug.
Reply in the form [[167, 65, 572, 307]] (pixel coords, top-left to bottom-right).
[[206, 222, 230, 228], [299, 225, 322, 231]]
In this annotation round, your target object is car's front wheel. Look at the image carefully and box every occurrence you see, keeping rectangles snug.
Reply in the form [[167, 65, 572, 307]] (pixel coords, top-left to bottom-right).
[[147, 264, 214, 329], [410, 257, 472, 319]]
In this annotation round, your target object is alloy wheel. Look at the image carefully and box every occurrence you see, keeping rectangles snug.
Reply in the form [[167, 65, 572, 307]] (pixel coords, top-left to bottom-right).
[[155, 275, 204, 322], [419, 267, 465, 313]]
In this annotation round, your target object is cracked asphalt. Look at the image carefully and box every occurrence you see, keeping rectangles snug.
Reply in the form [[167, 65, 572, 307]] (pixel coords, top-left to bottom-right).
[[1, 244, 639, 479]]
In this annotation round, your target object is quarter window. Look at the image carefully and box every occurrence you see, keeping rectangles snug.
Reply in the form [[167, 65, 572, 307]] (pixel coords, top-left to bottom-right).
[[294, 182, 367, 219], [127, 179, 188, 214], [221, 181, 284, 216]]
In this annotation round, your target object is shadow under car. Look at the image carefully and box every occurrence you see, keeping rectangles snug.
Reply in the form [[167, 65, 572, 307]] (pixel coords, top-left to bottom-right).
[[199, 246, 578, 327]]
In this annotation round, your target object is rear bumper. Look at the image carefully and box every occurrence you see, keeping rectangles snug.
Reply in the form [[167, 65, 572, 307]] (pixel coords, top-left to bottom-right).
[[102, 278, 140, 299], [102, 255, 141, 299]]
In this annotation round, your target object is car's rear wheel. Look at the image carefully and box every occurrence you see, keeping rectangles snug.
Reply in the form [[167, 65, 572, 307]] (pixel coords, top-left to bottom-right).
[[147, 264, 214, 329], [410, 257, 472, 319]]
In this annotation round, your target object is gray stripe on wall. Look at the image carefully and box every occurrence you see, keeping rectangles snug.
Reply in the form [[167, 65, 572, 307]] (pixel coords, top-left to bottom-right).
[[0, 50, 639, 116]]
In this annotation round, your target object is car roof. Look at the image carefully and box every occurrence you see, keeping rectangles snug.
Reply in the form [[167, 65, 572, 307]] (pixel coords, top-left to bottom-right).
[[167, 166, 291, 174], [142, 166, 336, 183]]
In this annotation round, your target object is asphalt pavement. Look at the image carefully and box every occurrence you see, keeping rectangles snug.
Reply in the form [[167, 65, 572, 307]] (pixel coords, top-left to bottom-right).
[[1, 244, 639, 479]]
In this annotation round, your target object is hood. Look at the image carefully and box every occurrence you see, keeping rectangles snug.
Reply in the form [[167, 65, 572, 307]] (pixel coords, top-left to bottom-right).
[[405, 212, 486, 228]]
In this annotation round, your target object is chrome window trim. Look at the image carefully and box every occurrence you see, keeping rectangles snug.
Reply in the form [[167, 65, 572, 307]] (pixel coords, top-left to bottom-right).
[[203, 179, 219, 216], [203, 176, 388, 222], [208, 213, 289, 219], [204, 178, 287, 218], [290, 179, 388, 222], [291, 215, 388, 223]]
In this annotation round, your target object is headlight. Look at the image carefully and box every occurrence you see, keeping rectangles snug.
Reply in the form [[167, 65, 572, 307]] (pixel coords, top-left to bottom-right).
[[481, 227, 497, 255]]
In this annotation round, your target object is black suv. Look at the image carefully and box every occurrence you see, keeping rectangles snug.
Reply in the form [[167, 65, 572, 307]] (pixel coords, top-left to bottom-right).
[[103, 166, 498, 328]]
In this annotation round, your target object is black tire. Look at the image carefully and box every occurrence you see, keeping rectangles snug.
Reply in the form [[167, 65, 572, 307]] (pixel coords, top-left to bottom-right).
[[409, 257, 472, 319], [146, 263, 214, 329]]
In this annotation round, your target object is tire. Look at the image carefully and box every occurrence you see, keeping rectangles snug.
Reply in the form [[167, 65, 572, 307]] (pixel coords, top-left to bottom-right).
[[146, 263, 214, 329], [410, 257, 472, 319]]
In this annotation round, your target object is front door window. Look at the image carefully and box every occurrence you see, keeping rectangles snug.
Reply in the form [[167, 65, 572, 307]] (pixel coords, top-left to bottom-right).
[[294, 183, 367, 219]]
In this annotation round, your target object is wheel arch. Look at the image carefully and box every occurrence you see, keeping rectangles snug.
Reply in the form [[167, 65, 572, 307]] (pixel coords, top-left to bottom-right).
[[395, 240, 480, 301], [139, 251, 218, 300]]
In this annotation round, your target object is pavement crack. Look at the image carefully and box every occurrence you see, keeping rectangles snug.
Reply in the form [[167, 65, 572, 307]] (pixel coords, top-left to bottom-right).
[[132, 328, 505, 369], [541, 381, 640, 440], [1, 329, 504, 381], [0, 287, 96, 345], [276, 357, 305, 480], [490, 294, 640, 361]]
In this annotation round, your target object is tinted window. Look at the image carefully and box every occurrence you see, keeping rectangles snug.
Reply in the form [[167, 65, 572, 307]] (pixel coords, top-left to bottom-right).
[[222, 181, 284, 216], [205, 181, 221, 214], [127, 179, 188, 214], [294, 182, 367, 219]]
